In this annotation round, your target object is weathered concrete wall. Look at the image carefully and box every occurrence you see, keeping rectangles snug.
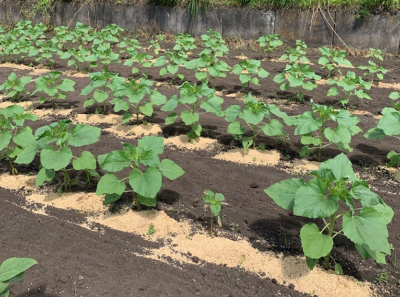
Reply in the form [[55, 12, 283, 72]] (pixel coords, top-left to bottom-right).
[[0, 0, 399, 53]]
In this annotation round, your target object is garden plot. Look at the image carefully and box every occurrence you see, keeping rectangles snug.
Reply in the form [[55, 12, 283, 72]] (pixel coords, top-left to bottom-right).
[[0, 21, 400, 297]]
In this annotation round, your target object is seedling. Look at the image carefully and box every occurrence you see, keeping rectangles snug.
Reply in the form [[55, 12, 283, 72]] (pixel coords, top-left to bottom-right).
[[327, 71, 371, 106], [0, 257, 37, 297], [358, 60, 387, 84], [203, 190, 226, 238], [256, 34, 283, 59], [174, 33, 196, 53], [365, 48, 384, 61], [365, 91, 400, 167], [97, 136, 184, 208], [111, 77, 167, 124], [161, 82, 224, 143], [185, 53, 230, 84], [279, 40, 309, 64], [123, 51, 154, 77], [23, 120, 101, 192], [0, 73, 32, 102], [224, 93, 286, 151], [31, 71, 76, 109], [148, 34, 165, 55], [59, 46, 93, 71], [154, 50, 188, 83], [265, 153, 393, 271], [147, 224, 157, 235], [231, 59, 269, 90], [318, 47, 352, 77], [200, 29, 229, 58], [88, 42, 120, 71], [284, 100, 362, 161]]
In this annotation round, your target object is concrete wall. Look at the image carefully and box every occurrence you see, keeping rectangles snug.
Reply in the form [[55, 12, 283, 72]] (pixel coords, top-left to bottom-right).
[[0, 0, 399, 53]]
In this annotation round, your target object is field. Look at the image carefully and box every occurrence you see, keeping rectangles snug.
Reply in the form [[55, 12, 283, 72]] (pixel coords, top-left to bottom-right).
[[0, 21, 400, 297]]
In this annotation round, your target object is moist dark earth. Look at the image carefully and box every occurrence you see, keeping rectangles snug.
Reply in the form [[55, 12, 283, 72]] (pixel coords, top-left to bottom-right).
[[1, 33, 400, 297]]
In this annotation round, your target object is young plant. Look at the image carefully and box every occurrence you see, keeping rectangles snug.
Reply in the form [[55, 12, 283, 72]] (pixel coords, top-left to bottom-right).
[[327, 71, 371, 106], [185, 53, 230, 84], [365, 48, 384, 61], [256, 34, 283, 58], [224, 93, 286, 151], [88, 42, 120, 70], [148, 34, 165, 55], [123, 51, 154, 77], [0, 73, 32, 102], [32, 120, 101, 192], [265, 153, 393, 271], [0, 257, 38, 297], [273, 62, 321, 103], [279, 40, 309, 64], [284, 100, 361, 161], [318, 47, 352, 77], [31, 71, 76, 109], [154, 50, 188, 83], [203, 190, 226, 238], [174, 33, 197, 54], [59, 46, 93, 72], [96, 136, 184, 208], [81, 70, 125, 113], [358, 60, 387, 84], [0, 105, 38, 174], [200, 29, 229, 58], [365, 91, 400, 167], [161, 82, 223, 142], [111, 77, 167, 124], [231, 59, 269, 90], [31, 39, 61, 67]]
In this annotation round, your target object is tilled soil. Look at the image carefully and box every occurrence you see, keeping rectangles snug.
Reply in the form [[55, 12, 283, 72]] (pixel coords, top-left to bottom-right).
[[0, 37, 400, 297]]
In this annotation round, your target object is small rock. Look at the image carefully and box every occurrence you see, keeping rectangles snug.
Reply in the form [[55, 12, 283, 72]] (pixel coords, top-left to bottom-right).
[[250, 183, 259, 188], [365, 112, 373, 117], [78, 275, 84, 280], [58, 276, 68, 283], [191, 256, 200, 263], [289, 283, 295, 290], [271, 278, 277, 284]]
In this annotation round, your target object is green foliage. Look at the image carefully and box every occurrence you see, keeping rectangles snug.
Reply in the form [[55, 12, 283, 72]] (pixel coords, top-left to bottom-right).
[[174, 33, 197, 53], [256, 34, 283, 58], [148, 34, 165, 55], [24, 120, 101, 192], [327, 71, 371, 106], [279, 40, 309, 63], [203, 189, 226, 237], [59, 46, 93, 71], [154, 50, 188, 83], [0, 105, 38, 174], [161, 82, 224, 142], [111, 77, 167, 124], [284, 100, 362, 161], [185, 53, 230, 84], [97, 136, 184, 208], [81, 70, 125, 113], [365, 48, 384, 61], [32, 71, 76, 109], [358, 60, 387, 83], [147, 223, 157, 235], [231, 59, 269, 89], [0, 257, 37, 297], [224, 93, 286, 151], [123, 50, 154, 77], [265, 153, 393, 271], [0, 73, 32, 102], [200, 29, 229, 58], [318, 47, 352, 77], [365, 92, 400, 167]]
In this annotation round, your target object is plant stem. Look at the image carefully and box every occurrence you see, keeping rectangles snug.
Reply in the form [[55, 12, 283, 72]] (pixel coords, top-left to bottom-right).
[[136, 105, 140, 125], [210, 215, 213, 238], [318, 123, 325, 162], [252, 125, 257, 149], [324, 214, 335, 270]]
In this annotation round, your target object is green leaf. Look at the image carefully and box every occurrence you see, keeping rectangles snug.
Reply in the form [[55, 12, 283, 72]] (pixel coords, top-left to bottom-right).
[[241, 108, 264, 125], [264, 178, 304, 211], [96, 173, 126, 195], [72, 151, 97, 170], [40, 146, 72, 171], [351, 181, 382, 207], [129, 167, 162, 198], [334, 263, 343, 275], [69, 124, 101, 147], [161, 96, 179, 112], [181, 110, 199, 125], [364, 128, 386, 140], [0, 131, 12, 151], [294, 179, 339, 218], [227, 121, 245, 135], [159, 159, 184, 180], [355, 243, 386, 264], [224, 105, 242, 122], [140, 103, 153, 117], [320, 153, 357, 182], [300, 223, 333, 259], [35, 168, 55, 187], [261, 119, 283, 136], [103, 193, 121, 205], [300, 146, 312, 157], [137, 194, 157, 207], [324, 126, 351, 144], [0, 258, 37, 282], [200, 95, 223, 116], [210, 204, 221, 216], [294, 112, 320, 135], [372, 203, 394, 224], [305, 257, 318, 270], [99, 150, 131, 172], [138, 136, 164, 155], [378, 111, 400, 136], [343, 208, 390, 254]]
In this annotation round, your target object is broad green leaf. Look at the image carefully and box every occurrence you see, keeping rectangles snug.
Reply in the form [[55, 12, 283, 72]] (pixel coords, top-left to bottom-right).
[[210, 204, 221, 216], [224, 105, 242, 122], [334, 263, 343, 275], [138, 136, 164, 155], [103, 193, 121, 205], [300, 223, 333, 259], [294, 179, 339, 218], [181, 110, 199, 125], [0, 131, 12, 151], [324, 126, 351, 144], [264, 178, 304, 211], [305, 256, 318, 270], [159, 159, 184, 180], [35, 168, 55, 187], [40, 146, 72, 171], [355, 243, 386, 264], [200, 95, 223, 116], [137, 194, 156, 207], [165, 113, 177, 125], [372, 203, 394, 224], [100, 150, 131, 172], [294, 111, 320, 135], [58, 79, 75, 92], [343, 208, 390, 254], [129, 167, 162, 198], [0, 258, 37, 282], [364, 128, 386, 140], [300, 145, 312, 157], [139, 103, 153, 117], [261, 119, 283, 136], [161, 96, 179, 112], [13, 127, 35, 148], [72, 151, 96, 170], [241, 108, 264, 125], [320, 153, 357, 182], [378, 111, 400, 136], [96, 173, 126, 195], [227, 121, 245, 135], [69, 124, 101, 147], [351, 181, 382, 207]]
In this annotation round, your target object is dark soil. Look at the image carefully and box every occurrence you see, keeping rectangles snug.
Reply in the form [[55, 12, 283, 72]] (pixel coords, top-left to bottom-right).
[[1, 34, 400, 297]]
